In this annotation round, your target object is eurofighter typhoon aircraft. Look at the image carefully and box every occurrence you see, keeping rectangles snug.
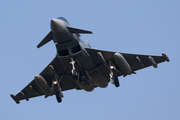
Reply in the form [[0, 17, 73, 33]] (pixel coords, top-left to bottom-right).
[[11, 17, 170, 104]]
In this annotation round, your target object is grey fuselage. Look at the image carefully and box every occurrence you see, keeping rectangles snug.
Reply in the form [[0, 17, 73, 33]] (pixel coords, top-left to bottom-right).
[[49, 17, 108, 91]]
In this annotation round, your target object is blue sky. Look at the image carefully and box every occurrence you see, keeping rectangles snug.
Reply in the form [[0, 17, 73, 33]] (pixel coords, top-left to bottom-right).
[[1, 0, 179, 120]]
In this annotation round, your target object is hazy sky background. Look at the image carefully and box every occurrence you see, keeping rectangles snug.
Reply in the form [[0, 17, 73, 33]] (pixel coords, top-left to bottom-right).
[[1, 0, 179, 120]]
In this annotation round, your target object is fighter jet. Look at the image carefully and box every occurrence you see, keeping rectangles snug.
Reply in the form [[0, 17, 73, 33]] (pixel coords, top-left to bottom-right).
[[10, 17, 170, 104]]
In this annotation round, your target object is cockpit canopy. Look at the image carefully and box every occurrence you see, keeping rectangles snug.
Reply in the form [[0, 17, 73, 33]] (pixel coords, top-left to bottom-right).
[[57, 17, 70, 25]]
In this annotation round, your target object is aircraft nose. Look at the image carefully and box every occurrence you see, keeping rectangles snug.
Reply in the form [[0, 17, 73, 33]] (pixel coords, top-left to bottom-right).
[[50, 19, 65, 33]]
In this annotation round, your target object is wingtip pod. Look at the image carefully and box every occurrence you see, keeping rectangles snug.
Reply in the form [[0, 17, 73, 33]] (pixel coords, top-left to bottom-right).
[[10, 93, 20, 104], [162, 52, 170, 62]]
